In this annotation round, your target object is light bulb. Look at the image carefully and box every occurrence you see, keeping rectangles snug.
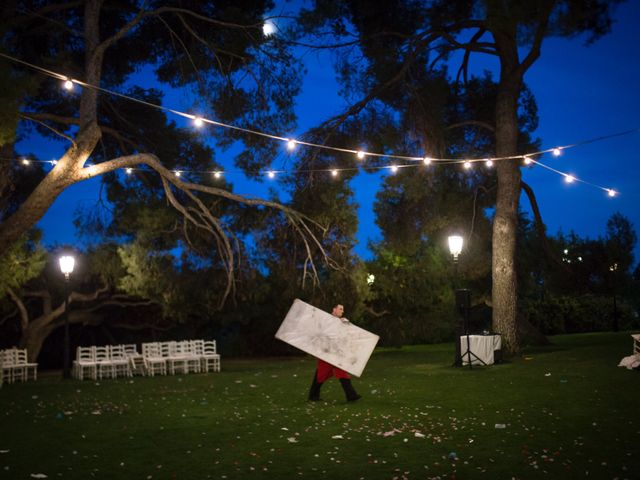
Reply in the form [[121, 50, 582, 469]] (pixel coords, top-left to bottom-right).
[[523, 156, 532, 165], [214, 171, 222, 179], [423, 157, 432, 166], [390, 165, 398, 173], [356, 151, 365, 160], [193, 117, 204, 128], [564, 174, 575, 183], [21, 158, 30, 165], [263, 21, 276, 36], [286, 139, 296, 151], [63, 78, 74, 90], [125, 168, 132, 174], [485, 159, 493, 168], [552, 148, 561, 157], [607, 189, 617, 197], [267, 171, 276, 179], [331, 169, 338, 177], [174, 171, 181, 177], [463, 161, 472, 169]]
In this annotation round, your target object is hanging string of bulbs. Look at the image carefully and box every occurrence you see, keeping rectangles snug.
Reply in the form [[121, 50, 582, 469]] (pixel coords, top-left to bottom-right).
[[1, 51, 635, 198]]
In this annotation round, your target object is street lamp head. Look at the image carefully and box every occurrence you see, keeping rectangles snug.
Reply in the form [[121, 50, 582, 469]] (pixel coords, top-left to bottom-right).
[[59, 255, 75, 280], [448, 235, 464, 262]]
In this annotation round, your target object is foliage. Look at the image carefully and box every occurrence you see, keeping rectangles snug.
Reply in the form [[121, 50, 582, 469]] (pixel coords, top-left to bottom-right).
[[0, 230, 45, 297]]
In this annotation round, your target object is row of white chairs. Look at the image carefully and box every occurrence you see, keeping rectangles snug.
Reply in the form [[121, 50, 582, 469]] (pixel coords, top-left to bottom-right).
[[141, 340, 221, 376], [73, 344, 138, 380], [72, 340, 221, 380], [1, 348, 38, 386]]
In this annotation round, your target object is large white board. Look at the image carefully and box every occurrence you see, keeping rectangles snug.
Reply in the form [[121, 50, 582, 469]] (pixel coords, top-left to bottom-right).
[[275, 299, 379, 377]]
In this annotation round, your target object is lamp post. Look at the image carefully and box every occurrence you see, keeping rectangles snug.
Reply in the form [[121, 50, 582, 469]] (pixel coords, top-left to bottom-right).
[[448, 235, 463, 288], [609, 263, 619, 332], [448, 235, 464, 367], [59, 255, 75, 379]]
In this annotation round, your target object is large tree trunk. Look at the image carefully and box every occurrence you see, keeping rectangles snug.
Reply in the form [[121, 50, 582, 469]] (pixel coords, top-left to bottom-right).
[[492, 78, 522, 355], [19, 319, 57, 363]]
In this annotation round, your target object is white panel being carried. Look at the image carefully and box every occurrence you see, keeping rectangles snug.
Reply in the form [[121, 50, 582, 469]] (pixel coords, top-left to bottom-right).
[[275, 299, 379, 377]]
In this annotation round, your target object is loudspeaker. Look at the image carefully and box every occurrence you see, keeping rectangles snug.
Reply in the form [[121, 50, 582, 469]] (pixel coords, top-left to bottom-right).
[[455, 288, 471, 311]]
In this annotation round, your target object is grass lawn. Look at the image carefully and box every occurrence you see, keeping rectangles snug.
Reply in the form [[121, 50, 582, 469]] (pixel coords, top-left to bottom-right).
[[1, 332, 638, 479]]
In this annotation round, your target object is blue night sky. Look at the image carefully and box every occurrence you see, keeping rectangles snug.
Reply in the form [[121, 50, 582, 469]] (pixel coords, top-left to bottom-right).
[[20, 1, 640, 262]]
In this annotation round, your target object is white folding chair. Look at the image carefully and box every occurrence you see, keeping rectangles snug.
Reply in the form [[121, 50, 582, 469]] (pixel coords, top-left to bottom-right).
[[95, 346, 115, 379], [142, 342, 166, 376], [201, 340, 221, 373], [1, 349, 21, 383], [109, 345, 132, 378], [73, 346, 97, 380], [15, 349, 38, 381]]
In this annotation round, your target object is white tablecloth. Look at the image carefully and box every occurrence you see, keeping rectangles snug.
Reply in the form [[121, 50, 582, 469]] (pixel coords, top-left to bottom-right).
[[460, 334, 502, 365]]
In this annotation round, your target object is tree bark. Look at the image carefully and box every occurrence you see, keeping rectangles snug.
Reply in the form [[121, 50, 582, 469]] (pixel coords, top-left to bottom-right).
[[491, 30, 522, 354]]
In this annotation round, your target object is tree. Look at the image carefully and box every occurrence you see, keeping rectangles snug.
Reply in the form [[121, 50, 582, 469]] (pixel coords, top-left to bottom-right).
[[0, 244, 158, 361], [297, 0, 623, 353], [0, 1, 327, 305]]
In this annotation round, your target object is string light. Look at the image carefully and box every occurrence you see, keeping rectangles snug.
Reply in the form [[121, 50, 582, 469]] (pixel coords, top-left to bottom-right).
[[214, 171, 223, 179], [485, 159, 493, 168], [174, 170, 181, 177], [286, 139, 297, 151], [263, 21, 276, 36], [62, 78, 74, 90], [390, 165, 398, 173], [0, 51, 627, 199], [125, 167, 132, 174], [331, 169, 338, 177], [463, 161, 472, 169], [50, 160, 57, 165], [267, 170, 276, 179], [21, 158, 30, 165]]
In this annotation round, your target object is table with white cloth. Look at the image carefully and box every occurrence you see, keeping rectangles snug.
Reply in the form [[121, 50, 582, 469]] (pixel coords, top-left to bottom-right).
[[460, 334, 502, 365]]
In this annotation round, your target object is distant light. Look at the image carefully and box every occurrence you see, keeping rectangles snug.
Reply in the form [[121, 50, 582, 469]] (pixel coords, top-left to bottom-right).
[[552, 148, 562, 157], [448, 235, 463, 261], [59, 255, 75, 279], [331, 169, 338, 177], [174, 170, 181, 177], [563, 249, 569, 255], [564, 174, 575, 183], [356, 151, 365, 160], [523, 156, 533, 165], [390, 165, 398, 173], [423, 157, 432, 166], [463, 161, 472, 170], [193, 117, 204, 128], [21, 158, 30, 165], [366, 274, 375, 285], [607, 189, 617, 197], [267, 171, 276, 179], [263, 21, 276, 36], [214, 171, 222, 179], [63, 78, 74, 90], [485, 159, 493, 168], [125, 168, 132, 174], [50, 159, 58, 166], [578, 256, 583, 262]]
